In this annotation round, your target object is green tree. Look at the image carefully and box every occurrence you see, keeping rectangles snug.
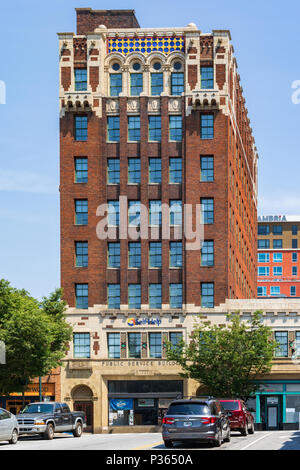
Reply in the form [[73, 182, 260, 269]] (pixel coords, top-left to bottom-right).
[[166, 311, 277, 400], [0, 279, 72, 396]]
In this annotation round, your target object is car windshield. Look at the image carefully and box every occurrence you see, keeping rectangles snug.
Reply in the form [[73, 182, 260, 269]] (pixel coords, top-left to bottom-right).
[[167, 403, 210, 415], [219, 401, 239, 411], [20, 404, 54, 414]]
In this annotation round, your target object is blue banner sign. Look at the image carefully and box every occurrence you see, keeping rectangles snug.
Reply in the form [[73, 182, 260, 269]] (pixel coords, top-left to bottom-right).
[[110, 399, 133, 411]]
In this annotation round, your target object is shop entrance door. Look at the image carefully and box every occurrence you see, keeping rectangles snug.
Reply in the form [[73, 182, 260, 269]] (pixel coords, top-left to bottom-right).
[[74, 401, 93, 432], [266, 396, 280, 430]]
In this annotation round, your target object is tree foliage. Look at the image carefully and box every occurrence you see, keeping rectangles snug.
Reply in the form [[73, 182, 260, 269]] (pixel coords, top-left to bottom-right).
[[166, 311, 277, 400], [0, 279, 72, 395]]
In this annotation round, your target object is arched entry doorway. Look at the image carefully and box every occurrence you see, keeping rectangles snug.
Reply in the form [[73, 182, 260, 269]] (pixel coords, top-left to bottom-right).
[[72, 385, 94, 432]]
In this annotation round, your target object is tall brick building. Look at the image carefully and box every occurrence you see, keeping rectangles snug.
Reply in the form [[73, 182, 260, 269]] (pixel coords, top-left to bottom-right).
[[59, 8, 258, 315]]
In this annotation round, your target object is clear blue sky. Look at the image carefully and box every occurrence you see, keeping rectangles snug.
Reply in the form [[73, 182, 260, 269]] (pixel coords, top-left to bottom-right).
[[0, 0, 299, 299]]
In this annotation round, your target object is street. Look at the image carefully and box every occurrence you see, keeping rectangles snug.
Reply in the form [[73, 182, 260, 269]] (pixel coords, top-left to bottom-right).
[[1, 430, 300, 451]]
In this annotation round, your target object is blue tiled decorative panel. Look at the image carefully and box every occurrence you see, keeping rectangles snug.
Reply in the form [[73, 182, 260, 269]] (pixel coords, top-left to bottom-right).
[[107, 36, 185, 56]]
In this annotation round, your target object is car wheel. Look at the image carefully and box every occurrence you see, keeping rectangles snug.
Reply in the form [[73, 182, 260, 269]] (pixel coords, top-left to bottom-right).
[[248, 421, 255, 434], [241, 423, 248, 436], [213, 430, 222, 447], [164, 440, 173, 448], [43, 423, 54, 440], [9, 429, 18, 445], [73, 422, 83, 438], [224, 428, 231, 443]]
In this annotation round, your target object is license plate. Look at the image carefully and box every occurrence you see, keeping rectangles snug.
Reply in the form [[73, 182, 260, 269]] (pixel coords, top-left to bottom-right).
[[183, 421, 192, 427]]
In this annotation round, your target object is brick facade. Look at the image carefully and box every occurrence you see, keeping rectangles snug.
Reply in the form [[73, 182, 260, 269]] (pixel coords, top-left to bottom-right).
[[59, 9, 258, 311]]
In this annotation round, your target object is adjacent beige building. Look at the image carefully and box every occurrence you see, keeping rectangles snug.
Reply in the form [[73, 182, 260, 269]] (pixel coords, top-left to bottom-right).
[[61, 298, 300, 433]]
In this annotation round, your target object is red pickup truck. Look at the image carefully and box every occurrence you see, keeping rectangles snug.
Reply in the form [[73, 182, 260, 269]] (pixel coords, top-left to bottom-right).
[[219, 399, 255, 436]]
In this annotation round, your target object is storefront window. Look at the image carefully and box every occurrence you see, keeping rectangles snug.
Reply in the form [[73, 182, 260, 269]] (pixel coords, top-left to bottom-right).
[[109, 399, 133, 426], [259, 383, 284, 392], [245, 398, 256, 423], [286, 395, 300, 424], [286, 384, 300, 392]]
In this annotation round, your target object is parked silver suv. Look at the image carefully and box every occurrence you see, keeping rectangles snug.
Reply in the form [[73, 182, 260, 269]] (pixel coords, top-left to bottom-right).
[[162, 397, 231, 448]]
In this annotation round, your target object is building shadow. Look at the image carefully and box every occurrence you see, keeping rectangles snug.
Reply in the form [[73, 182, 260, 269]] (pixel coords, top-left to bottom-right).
[[280, 431, 300, 450]]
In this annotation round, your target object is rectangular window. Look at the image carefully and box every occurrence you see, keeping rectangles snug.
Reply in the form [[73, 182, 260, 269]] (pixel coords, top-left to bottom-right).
[[201, 198, 214, 224], [201, 240, 214, 267], [170, 200, 182, 226], [200, 156, 214, 182], [201, 283, 214, 308], [151, 73, 163, 95], [149, 242, 162, 268], [107, 159, 120, 184], [73, 333, 90, 358], [201, 67, 214, 89], [128, 285, 141, 309], [108, 284, 120, 309], [257, 286, 267, 297], [258, 253, 270, 263], [258, 239, 270, 249], [292, 253, 298, 263], [169, 332, 183, 348], [292, 239, 298, 249], [149, 200, 162, 226], [169, 158, 182, 183], [130, 73, 143, 96], [128, 333, 141, 358], [258, 266, 270, 276], [292, 225, 298, 235], [110, 73, 122, 96], [128, 201, 141, 227], [149, 333, 162, 358], [169, 116, 182, 141], [128, 116, 140, 141], [170, 242, 182, 268], [291, 286, 296, 297], [293, 266, 298, 276], [273, 253, 282, 263], [275, 331, 288, 357], [258, 225, 270, 235], [170, 283, 182, 308], [75, 200, 88, 225], [149, 284, 162, 309], [171, 72, 184, 95], [273, 225, 282, 235], [128, 158, 141, 184], [270, 286, 280, 296], [107, 116, 120, 142], [75, 284, 88, 309], [128, 242, 141, 268], [75, 241, 88, 267], [149, 158, 161, 183], [149, 116, 161, 141], [75, 116, 88, 141], [74, 68, 87, 91], [108, 333, 120, 358], [273, 239, 283, 248], [273, 266, 282, 276], [75, 158, 88, 183], [200, 114, 214, 139], [108, 201, 120, 226], [108, 243, 120, 268]]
